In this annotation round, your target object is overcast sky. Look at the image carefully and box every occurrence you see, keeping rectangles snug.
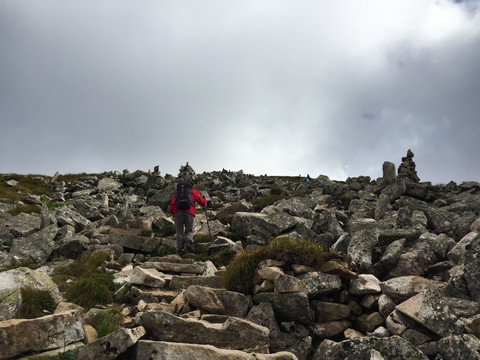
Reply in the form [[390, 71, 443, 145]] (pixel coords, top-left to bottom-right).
[[1, 0, 479, 184]]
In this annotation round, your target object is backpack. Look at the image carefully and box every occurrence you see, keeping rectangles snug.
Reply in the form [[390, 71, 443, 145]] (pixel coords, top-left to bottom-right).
[[176, 182, 193, 210]]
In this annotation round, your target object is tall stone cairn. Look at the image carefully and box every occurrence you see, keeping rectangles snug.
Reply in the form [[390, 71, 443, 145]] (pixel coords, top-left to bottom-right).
[[397, 149, 420, 182], [178, 162, 197, 183]]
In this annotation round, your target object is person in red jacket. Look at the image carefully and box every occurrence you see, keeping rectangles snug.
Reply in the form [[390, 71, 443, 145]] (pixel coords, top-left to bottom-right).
[[169, 182, 207, 256]]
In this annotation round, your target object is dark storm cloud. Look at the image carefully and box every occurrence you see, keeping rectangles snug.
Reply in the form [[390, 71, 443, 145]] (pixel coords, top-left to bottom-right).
[[0, 0, 479, 183]]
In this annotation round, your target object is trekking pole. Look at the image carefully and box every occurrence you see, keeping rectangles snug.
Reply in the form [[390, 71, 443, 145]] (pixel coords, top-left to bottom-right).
[[204, 204, 212, 242]]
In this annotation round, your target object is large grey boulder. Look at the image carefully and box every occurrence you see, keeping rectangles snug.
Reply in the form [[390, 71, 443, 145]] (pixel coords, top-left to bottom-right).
[[313, 335, 428, 360], [231, 212, 300, 240], [9, 224, 58, 265], [146, 186, 175, 211], [135, 340, 299, 360], [143, 261, 205, 275], [56, 206, 91, 232], [185, 285, 249, 318], [386, 232, 453, 278], [5, 212, 41, 237], [261, 196, 317, 220], [253, 292, 313, 324], [347, 229, 378, 273], [0, 310, 84, 360], [297, 272, 342, 297], [102, 232, 162, 252], [129, 267, 166, 288], [216, 200, 251, 225], [169, 275, 223, 289], [395, 289, 461, 337], [136, 310, 269, 351], [97, 177, 122, 193], [380, 275, 446, 302], [438, 334, 480, 360], [0, 267, 63, 321], [74, 326, 145, 360]]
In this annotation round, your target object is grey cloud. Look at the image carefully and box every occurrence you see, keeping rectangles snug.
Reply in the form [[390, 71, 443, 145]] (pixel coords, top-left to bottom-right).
[[1, 0, 479, 183]]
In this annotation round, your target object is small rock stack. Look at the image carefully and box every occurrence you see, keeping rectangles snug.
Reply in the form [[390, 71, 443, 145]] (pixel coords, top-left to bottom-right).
[[397, 149, 420, 183]]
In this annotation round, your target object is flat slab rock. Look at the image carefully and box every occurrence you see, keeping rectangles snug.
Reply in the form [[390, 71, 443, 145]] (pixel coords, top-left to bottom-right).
[[135, 340, 299, 360]]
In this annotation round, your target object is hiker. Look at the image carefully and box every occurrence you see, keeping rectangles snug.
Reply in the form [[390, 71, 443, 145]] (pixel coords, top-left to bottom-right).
[[169, 181, 207, 257]]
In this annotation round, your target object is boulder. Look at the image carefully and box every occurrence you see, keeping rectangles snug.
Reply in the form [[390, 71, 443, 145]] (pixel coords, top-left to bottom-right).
[[314, 335, 428, 360], [56, 206, 91, 232], [253, 292, 313, 324], [380, 275, 446, 302], [74, 326, 145, 360], [185, 285, 249, 318], [0, 310, 84, 360], [215, 200, 251, 225], [438, 334, 480, 360], [310, 301, 351, 322], [137, 310, 269, 351], [135, 340, 299, 360], [5, 213, 41, 237], [103, 232, 161, 252], [349, 274, 381, 295], [347, 229, 378, 273], [274, 274, 307, 294], [144, 261, 205, 275], [129, 267, 166, 288], [396, 289, 462, 337], [0, 267, 63, 321], [10, 224, 58, 265]]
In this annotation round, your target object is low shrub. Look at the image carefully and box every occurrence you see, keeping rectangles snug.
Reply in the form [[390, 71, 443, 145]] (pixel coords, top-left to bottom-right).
[[15, 288, 56, 319], [90, 308, 124, 338], [222, 237, 332, 295], [53, 251, 113, 308], [65, 269, 113, 309]]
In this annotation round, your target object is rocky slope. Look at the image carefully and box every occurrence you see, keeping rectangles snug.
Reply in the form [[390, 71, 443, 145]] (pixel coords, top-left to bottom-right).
[[1, 152, 480, 360]]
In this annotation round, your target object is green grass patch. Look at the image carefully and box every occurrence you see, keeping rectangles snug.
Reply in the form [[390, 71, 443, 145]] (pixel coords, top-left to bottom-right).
[[6, 204, 41, 216], [154, 244, 177, 257], [193, 233, 212, 243], [90, 308, 124, 338], [192, 248, 236, 268], [0, 174, 52, 201], [15, 288, 56, 319], [222, 236, 332, 294], [52, 251, 113, 309], [65, 269, 113, 309], [27, 352, 75, 360]]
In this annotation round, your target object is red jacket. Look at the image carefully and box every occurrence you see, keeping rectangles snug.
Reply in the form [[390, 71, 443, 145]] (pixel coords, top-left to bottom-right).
[[169, 188, 206, 216]]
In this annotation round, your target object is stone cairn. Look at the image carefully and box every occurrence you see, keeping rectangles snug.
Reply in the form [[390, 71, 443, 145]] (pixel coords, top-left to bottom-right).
[[397, 149, 420, 183]]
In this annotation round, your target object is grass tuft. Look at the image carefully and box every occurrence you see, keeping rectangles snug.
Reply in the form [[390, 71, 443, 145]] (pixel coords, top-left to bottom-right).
[[52, 251, 113, 309], [90, 308, 124, 338], [222, 236, 332, 294], [65, 269, 113, 309], [15, 288, 56, 319]]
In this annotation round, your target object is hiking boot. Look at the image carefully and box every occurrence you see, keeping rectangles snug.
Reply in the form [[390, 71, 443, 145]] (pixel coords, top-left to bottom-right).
[[177, 248, 185, 257]]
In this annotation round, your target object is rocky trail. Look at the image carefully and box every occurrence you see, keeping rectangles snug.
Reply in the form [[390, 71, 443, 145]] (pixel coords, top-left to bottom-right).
[[1, 153, 480, 359]]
